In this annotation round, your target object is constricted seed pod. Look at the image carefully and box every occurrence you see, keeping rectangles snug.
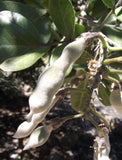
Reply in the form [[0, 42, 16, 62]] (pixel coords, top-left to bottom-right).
[[14, 94, 60, 138], [13, 111, 49, 138], [110, 88, 122, 114], [23, 125, 52, 150], [13, 121, 35, 139], [27, 37, 86, 119]]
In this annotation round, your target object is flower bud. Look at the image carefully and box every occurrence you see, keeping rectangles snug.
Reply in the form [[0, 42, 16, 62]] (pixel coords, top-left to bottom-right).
[[23, 125, 52, 150]]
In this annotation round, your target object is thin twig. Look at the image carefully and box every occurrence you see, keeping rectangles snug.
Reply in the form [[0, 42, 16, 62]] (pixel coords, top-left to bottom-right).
[[89, 108, 109, 127]]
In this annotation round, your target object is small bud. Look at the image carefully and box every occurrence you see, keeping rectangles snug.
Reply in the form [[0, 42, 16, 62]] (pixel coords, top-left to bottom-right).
[[23, 125, 52, 150]]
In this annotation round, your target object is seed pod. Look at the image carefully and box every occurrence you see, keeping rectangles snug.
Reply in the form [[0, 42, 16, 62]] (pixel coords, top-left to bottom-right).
[[27, 66, 65, 118], [28, 37, 86, 118], [110, 88, 122, 114], [13, 121, 35, 139], [23, 125, 52, 150], [13, 110, 47, 138], [14, 95, 60, 138], [14, 106, 52, 138]]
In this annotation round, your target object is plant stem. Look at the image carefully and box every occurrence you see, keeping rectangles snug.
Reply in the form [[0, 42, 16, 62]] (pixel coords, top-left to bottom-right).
[[109, 69, 122, 74], [103, 75, 120, 85], [97, 32, 108, 49], [86, 113, 101, 131], [108, 46, 122, 51], [103, 57, 122, 65], [51, 113, 84, 130], [62, 112, 84, 123], [89, 108, 109, 127]]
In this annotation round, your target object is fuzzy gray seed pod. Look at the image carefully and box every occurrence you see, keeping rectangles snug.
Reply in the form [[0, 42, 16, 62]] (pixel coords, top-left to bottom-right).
[[27, 37, 86, 119], [23, 125, 52, 150]]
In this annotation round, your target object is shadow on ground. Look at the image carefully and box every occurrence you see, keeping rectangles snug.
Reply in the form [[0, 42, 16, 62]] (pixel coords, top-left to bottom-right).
[[0, 85, 122, 160]]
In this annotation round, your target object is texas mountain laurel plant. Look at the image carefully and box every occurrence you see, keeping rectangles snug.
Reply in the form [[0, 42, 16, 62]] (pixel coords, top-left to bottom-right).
[[0, 0, 122, 159]]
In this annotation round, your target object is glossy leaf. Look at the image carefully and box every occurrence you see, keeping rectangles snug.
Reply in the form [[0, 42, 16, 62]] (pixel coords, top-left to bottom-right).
[[0, 1, 46, 22], [0, 11, 40, 45], [0, 7, 51, 62], [0, 50, 47, 72], [98, 83, 111, 106], [48, 0, 75, 38], [0, 1, 51, 44], [102, 0, 115, 8]]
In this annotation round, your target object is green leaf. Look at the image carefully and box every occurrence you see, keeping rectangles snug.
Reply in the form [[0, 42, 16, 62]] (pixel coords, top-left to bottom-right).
[[98, 82, 111, 106], [0, 11, 40, 45], [74, 24, 86, 37], [88, 0, 109, 19], [0, 1, 46, 23], [0, 1, 51, 43], [48, 0, 75, 38], [102, 0, 115, 8], [0, 1, 51, 45], [75, 50, 93, 64], [0, 9, 51, 62], [23, 0, 44, 8], [102, 26, 122, 45], [0, 50, 47, 72], [71, 88, 90, 112], [70, 78, 91, 111], [115, 6, 122, 22], [50, 44, 66, 64]]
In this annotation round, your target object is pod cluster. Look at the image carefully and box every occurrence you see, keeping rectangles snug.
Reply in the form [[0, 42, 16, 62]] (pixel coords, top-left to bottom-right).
[[13, 36, 86, 150]]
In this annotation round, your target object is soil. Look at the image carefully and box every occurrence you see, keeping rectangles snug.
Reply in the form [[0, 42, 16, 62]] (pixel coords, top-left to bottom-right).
[[0, 79, 122, 160]]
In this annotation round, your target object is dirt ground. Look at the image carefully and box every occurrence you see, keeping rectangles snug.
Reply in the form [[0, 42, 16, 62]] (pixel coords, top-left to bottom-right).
[[0, 79, 122, 160]]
